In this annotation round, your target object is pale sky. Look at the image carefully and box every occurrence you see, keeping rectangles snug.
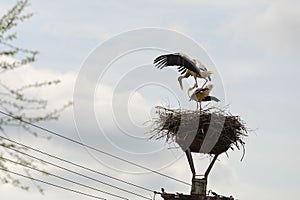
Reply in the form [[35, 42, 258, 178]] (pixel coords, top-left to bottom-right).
[[0, 0, 299, 200]]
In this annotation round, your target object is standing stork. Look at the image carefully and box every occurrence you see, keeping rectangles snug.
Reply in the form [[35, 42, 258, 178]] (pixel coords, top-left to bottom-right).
[[188, 84, 217, 110], [153, 53, 213, 89]]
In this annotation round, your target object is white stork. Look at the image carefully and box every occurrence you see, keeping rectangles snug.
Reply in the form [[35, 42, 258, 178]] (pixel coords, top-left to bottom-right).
[[153, 53, 213, 89], [188, 84, 217, 110]]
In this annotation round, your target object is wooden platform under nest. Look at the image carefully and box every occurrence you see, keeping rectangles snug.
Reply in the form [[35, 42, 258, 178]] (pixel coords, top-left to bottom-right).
[[150, 106, 248, 156]]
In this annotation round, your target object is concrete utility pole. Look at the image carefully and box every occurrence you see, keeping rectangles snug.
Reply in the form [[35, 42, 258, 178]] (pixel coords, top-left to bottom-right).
[[159, 149, 234, 200]]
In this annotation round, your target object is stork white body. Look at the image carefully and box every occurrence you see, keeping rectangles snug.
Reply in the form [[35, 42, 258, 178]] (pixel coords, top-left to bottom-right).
[[178, 69, 213, 90], [188, 84, 214, 110]]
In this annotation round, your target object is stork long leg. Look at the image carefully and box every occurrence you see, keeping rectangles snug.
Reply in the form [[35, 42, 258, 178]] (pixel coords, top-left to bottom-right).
[[194, 76, 198, 88], [200, 79, 208, 89], [178, 72, 191, 90], [192, 83, 197, 89], [178, 76, 184, 90]]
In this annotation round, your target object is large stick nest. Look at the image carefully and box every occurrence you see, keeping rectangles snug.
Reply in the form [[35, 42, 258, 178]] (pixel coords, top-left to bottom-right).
[[150, 106, 248, 156]]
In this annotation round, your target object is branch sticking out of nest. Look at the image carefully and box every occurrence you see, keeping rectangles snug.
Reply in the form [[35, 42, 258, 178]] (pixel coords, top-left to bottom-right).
[[150, 106, 248, 158]]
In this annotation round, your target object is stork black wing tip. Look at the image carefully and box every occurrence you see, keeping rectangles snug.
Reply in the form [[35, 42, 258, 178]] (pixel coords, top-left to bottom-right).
[[212, 96, 220, 102], [202, 96, 220, 102]]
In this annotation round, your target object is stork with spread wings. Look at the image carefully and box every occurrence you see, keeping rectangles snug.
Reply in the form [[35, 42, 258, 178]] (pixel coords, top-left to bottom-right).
[[153, 53, 212, 90]]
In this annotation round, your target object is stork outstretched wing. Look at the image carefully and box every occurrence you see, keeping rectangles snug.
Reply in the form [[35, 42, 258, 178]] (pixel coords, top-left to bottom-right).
[[153, 53, 201, 75]]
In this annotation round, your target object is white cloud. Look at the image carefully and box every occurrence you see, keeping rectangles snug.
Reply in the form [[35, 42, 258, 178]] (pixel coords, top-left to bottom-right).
[[217, 0, 300, 57], [39, 20, 111, 42], [0, 63, 177, 199], [216, 59, 267, 84], [0, 62, 74, 113]]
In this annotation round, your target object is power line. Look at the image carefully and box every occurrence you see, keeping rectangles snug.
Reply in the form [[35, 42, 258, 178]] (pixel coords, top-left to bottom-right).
[[0, 142, 152, 200], [0, 135, 154, 194], [0, 167, 106, 200], [0, 156, 129, 200], [0, 110, 190, 186]]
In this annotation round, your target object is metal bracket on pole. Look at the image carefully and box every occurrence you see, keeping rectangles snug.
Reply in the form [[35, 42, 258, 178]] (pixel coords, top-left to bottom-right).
[[204, 154, 219, 179], [185, 148, 196, 179]]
